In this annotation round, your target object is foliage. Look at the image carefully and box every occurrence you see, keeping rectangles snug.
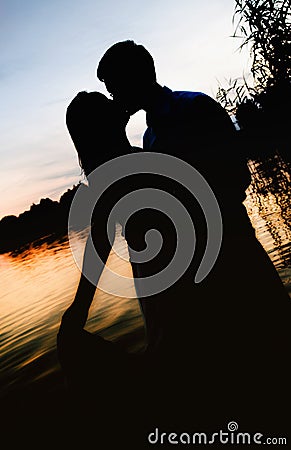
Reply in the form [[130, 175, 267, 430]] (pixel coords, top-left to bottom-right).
[[216, 75, 257, 116], [232, 0, 291, 90], [216, 0, 291, 115]]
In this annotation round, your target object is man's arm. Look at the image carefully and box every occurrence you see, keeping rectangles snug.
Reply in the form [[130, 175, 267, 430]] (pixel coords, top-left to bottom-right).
[[187, 94, 252, 198]]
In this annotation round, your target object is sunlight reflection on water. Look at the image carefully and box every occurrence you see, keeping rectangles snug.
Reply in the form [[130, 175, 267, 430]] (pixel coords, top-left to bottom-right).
[[0, 227, 145, 398]]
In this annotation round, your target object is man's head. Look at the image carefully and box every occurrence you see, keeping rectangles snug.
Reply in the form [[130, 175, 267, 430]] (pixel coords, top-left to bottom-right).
[[97, 40, 157, 114]]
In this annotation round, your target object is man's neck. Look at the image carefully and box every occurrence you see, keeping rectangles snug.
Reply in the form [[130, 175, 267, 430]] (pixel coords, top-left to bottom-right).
[[141, 82, 165, 113]]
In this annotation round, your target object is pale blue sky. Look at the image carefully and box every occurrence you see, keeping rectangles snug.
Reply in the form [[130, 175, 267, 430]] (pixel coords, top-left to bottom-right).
[[0, 0, 250, 218]]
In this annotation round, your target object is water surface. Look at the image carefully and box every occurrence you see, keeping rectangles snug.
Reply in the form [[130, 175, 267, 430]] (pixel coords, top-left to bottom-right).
[[0, 154, 290, 408]]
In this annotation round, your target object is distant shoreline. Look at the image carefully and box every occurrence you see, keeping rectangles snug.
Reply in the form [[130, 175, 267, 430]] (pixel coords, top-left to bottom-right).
[[0, 184, 83, 255]]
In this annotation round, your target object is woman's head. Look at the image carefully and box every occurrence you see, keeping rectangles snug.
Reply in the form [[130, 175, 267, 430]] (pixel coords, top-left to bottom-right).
[[66, 91, 130, 177]]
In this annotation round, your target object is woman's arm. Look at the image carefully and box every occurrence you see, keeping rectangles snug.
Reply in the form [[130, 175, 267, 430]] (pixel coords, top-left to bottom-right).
[[60, 216, 114, 331]]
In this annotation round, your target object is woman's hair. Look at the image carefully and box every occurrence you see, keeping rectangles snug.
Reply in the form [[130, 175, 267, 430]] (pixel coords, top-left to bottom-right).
[[66, 91, 126, 177]]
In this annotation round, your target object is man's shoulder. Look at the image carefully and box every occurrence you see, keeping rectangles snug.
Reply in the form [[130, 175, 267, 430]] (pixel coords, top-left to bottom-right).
[[171, 89, 207, 101], [175, 88, 220, 105], [168, 88, 229, 122], [168, 88, 217, 115]]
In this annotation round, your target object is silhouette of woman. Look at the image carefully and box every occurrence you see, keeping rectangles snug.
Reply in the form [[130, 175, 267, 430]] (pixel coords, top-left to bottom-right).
[[57, 91, 147, 448]]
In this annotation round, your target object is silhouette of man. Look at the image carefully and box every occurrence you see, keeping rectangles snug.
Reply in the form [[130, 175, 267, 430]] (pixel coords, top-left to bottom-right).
[[97, 40, 251, 199], [96, 39, 252, 350], [96, 40, 290, 432]]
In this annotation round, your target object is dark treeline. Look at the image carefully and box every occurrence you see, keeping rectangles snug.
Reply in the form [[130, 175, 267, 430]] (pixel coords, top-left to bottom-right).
[[0, 184, 83, 255]]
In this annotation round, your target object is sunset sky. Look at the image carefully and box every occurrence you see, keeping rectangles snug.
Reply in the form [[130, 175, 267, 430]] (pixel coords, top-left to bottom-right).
[[0, 0, 251, 219]]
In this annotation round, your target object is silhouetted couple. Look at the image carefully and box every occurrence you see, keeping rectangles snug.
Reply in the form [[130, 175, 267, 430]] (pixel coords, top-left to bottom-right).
[[57, 41, 290, 448]]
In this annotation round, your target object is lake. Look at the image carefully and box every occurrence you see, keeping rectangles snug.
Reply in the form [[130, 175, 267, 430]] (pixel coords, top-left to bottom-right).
[[0, 154, 290, 421]]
